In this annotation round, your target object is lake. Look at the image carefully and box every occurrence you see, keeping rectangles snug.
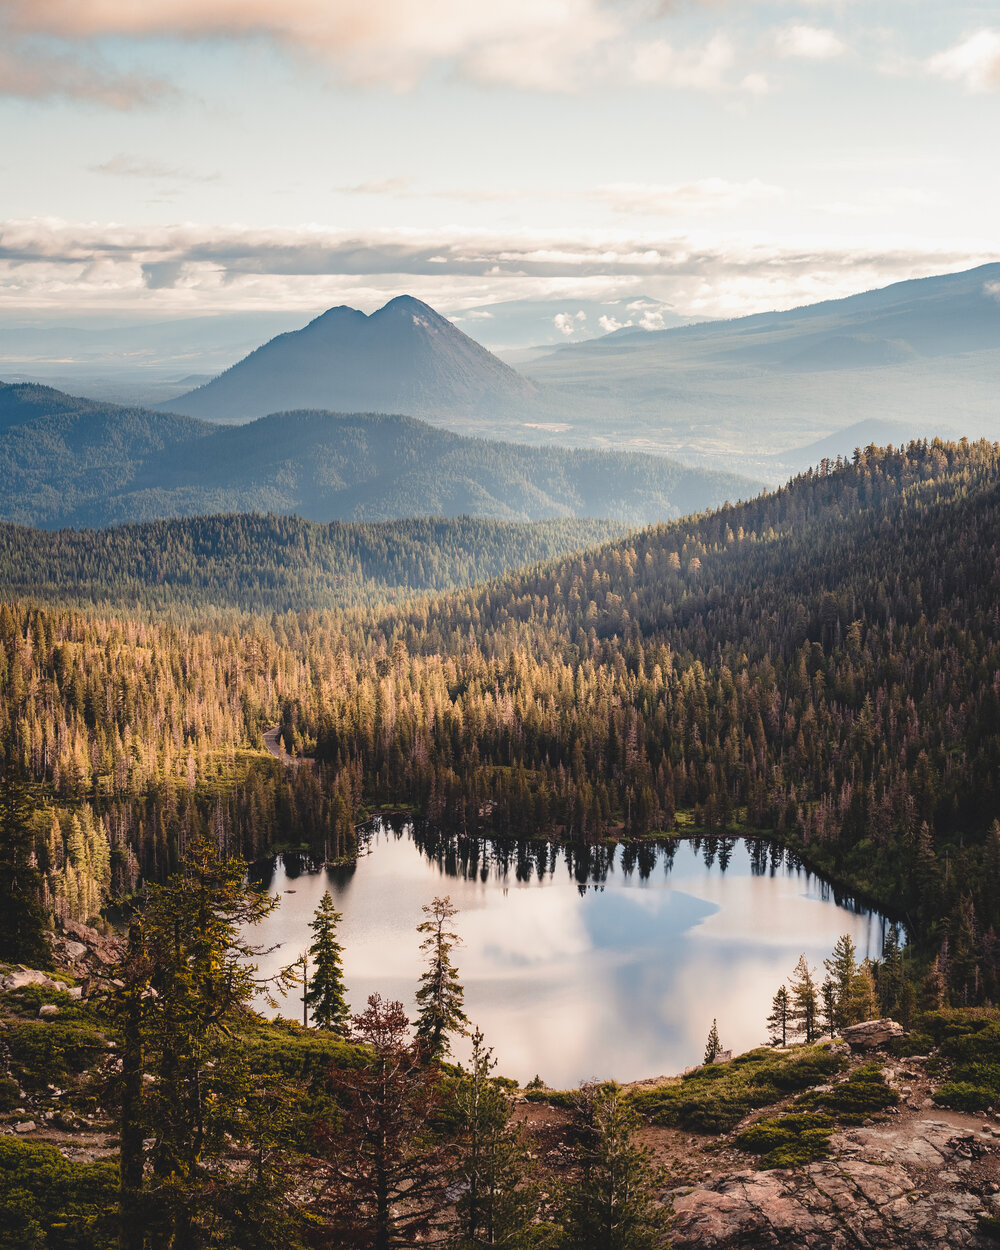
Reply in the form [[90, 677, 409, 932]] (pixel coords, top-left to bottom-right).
[[249, 824, 890, 1088]]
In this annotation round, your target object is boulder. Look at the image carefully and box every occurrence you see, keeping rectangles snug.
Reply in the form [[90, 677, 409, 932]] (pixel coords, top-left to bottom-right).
[[38, 1004, 59, 1018], [842, 1019, 905, 1050], [1, 967, 62, 992], [61, 919, 119, 966], [14, 1121, 36, 1134]]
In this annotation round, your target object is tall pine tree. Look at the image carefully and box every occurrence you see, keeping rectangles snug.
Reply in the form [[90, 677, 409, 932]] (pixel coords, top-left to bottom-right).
[[304, 890, 349, 1034], [415, 895, 469, 1062]]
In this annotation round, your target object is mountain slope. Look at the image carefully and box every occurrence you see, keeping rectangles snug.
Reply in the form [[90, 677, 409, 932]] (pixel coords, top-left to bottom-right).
[[0, 383, 759, 528], [521, 264, 1000, 472], [0, 513, 626, 613], [162, 295, 540, 424]]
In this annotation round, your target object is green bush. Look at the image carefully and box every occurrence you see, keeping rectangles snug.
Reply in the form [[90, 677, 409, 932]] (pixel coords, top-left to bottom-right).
[[737, 1111, 834, 1169], [0, 1137, 117, 1249], [932, 1082, 994, 1112], [5, 1021, 106, 1088], [795, 1063, 898, 1124], [0, 1077, 21, 1111]]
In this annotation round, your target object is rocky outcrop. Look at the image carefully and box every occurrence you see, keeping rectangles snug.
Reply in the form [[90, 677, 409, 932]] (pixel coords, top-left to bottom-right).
[[59, 920, 118, 967], [842, 1018, 905, 1050], [671, 1115, 998, 1249]]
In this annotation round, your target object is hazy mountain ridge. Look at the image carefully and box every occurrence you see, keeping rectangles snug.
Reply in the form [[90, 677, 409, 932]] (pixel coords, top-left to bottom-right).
[[0, 382, 759, 528], [520, 264, 1000, 473]]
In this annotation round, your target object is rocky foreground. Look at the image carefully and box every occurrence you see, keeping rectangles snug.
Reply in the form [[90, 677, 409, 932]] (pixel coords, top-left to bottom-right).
[[671, 1104, 1000, 1249]]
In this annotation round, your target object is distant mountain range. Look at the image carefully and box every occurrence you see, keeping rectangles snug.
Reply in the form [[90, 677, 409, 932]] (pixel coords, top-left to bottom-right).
[[0, 383, 758, 529], [521, 264, 1000, 477], [161, 296, 541, 425]]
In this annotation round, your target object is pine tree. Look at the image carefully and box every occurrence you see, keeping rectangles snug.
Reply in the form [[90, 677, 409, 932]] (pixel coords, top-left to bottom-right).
[[0, 762, 51, 967], [415, 895, 469, 1061], [558, 1082, 668, 1250], [452, 1027, 546, 1249], [789, 954, 819, 1043], [317, 994, 452, 1250], [766, 986, 790, 1047], [823, 934, 858, 1031], [703, 1019, 721, 1064], [304, 889, 349, 1034], [107, 836, 299, 1249]]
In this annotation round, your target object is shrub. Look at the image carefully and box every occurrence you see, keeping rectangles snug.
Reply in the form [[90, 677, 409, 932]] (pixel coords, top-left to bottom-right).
[[795, 1063, 898, 1124], [0, 1137, 117, 1249], [932, 1082, 994, 1112], [629, 1046, 847, 1134], [5, 1021, 106, 1088], [737, 1112, 834, 1169]]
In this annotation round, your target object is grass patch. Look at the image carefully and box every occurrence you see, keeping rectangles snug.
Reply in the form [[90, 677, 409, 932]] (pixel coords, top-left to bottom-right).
[[628, 1046, 847, 1134]]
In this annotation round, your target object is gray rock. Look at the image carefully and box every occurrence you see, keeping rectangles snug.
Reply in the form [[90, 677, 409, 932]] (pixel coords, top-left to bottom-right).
[[842, 1018, 905, 1050], [14, 1121, 36, 1134], [38, 1004, 59, 1018], [1, 967, 62, 992]]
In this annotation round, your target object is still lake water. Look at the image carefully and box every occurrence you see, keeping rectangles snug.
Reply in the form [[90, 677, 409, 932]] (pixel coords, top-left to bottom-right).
[[250, 825, 888, 1088]]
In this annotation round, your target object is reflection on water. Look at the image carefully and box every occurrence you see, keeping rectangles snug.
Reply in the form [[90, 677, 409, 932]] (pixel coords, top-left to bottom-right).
[[250, 822, 892, 1088]]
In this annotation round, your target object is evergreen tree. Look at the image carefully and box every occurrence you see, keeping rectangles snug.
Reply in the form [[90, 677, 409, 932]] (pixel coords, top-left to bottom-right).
[[0, 761, 51, 967], [304, 890, 349, 1034], [451, 1027, 546, 1249], [558, 1082, 668, 1250], [107, 836, 299, 1250], [415, 895, 469, 1061], [766, 986, 790, 1047], [789, 955, 819, 1043], [820, 978, 836, 1038], [823, 935, 858, 1031], [317, 994, 451, 1250], [703, 1019, 721, 1065]]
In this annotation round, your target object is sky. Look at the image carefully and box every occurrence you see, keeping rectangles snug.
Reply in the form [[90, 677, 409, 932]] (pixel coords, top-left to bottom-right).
[[1, 0, 999, 326]]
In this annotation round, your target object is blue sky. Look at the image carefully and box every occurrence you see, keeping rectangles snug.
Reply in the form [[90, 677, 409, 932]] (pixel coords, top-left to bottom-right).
[[1, 0, 998, 322]]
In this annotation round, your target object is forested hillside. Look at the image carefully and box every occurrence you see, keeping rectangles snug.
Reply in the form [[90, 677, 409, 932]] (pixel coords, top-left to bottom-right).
[[2, 440, 1000, 1004], [0, 382, 756, 527], [0, 513, 624, 613]]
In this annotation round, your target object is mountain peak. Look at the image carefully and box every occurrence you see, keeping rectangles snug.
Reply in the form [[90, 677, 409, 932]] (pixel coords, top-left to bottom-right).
[[160, 295, 538, 423]]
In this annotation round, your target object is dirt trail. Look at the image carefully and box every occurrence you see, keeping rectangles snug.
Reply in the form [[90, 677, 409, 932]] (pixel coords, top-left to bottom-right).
[[263, 725, 314, 769]]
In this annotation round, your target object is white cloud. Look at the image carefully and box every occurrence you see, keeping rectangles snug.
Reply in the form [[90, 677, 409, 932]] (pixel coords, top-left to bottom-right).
[[1, 217, 997, 321], [774, 24, 846, 61], [0, 43, 167, 107], [91, 155, 217, 182], [595, 178, 783, 216], [598, 314, 624, 332], [554, 310, 588, 335], [927, 29, 1000, 93], [630, 33, 739, 91], [986, 281, 1000, 304], [2, 0, 622, 93]]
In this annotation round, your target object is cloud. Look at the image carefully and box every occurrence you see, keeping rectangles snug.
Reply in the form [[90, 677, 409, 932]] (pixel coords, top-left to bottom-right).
[[2, 0, 622, 93], [554, 310, 588, 335], [1, 217, 996, 321], [986, 281, 1000, 304], [630, 33, 739, 91], [91, 155, 218, 182], [774, 24, 846, 61], [0, 43, 167, 107], [595, 178, 783, 215], [927, 29, 1000, 92], [598, 314, 623, 332]]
